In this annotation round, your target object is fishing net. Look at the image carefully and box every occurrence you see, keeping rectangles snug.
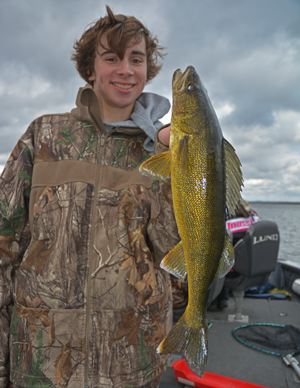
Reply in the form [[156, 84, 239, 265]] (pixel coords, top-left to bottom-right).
[[233, 323, 300, 378]]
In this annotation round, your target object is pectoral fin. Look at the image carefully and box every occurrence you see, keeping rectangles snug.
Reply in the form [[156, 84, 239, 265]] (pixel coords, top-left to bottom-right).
[[139, 151, 171, 180], [160, 241, 187, 280], [212, 233, 235, 282], [179, 136, 188, 174], [223, 138, 243, 216]]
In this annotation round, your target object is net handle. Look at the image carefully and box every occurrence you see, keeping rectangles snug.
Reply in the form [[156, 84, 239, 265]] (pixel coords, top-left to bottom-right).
[[283, 354, 300, 379]]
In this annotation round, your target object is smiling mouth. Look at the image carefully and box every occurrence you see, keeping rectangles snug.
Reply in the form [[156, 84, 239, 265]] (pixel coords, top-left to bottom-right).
[[112, 83, 134, 90]]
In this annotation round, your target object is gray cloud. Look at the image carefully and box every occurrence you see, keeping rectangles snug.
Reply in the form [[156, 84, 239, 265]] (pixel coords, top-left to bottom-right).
[[1, 0, 299, 202]]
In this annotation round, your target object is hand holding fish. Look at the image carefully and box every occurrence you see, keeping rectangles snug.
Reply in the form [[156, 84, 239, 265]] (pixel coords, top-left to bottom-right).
[[140, 66, 243, 377], [158, 125, 171, 146]]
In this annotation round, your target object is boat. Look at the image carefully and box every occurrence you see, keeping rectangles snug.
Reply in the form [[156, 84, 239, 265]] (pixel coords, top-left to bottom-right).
[[159, 222, 300, 388]]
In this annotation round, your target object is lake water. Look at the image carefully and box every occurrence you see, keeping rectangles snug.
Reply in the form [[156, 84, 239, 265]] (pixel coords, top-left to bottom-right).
[[249, 202, 300, 265]]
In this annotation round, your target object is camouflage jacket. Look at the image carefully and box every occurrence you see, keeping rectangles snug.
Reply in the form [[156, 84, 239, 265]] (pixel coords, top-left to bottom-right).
[[0, 85, 179, 388]]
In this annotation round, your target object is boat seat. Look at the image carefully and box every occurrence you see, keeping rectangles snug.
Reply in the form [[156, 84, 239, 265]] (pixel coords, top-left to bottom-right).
[[224, 220, 280, 320]]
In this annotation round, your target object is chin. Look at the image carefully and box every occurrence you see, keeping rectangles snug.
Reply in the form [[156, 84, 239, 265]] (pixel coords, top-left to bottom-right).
[[114, 97, 137, 107]]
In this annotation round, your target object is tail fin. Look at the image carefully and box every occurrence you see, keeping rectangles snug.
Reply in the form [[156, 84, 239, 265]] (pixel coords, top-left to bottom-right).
[[157, 314, 208, 377]]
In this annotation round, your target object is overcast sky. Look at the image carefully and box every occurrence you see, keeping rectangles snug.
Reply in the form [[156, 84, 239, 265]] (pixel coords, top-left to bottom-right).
[[1, 0, 299, 202]]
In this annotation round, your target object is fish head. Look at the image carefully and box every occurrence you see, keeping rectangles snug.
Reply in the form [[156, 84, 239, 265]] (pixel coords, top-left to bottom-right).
[[171, 66, 221, 138]]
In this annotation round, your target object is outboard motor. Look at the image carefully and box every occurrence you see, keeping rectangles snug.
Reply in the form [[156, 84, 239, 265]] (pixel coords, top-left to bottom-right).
[[233, 220, 279, 278]]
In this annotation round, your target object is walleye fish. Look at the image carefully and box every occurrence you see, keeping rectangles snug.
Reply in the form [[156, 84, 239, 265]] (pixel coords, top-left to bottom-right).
[[139, 66, 243, 377]]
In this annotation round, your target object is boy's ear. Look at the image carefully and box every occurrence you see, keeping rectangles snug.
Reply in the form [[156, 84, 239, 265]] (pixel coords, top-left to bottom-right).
[[88, 72, 95, 82]]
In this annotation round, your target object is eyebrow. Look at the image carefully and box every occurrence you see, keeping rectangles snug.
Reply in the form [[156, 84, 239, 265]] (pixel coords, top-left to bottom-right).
[[100, 50, 146, 57], [100, 50, 115, 57], [131, 50, 146, 56]]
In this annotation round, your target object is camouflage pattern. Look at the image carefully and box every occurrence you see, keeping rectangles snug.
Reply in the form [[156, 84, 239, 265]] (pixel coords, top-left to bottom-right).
[[170, 276, 188, 310], [0, 85, 179, 388]]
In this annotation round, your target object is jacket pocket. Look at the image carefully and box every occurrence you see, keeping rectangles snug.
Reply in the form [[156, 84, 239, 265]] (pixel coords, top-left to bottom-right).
[[88, 304, 172, 387], [10, 305, 86, 388], [32, 186, 59, 248]]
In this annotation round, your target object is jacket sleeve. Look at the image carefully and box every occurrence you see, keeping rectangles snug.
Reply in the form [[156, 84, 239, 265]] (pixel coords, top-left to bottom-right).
[[146, 126, 180, 265], [0, 134, 33, 387]]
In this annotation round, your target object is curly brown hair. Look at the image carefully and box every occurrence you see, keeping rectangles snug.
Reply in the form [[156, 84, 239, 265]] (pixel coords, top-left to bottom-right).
[[71, 5, 166, 85]]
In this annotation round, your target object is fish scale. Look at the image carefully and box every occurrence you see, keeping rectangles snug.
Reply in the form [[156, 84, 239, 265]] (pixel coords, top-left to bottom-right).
[[171, 130, 223, 290], [140, 66, 243, 377]]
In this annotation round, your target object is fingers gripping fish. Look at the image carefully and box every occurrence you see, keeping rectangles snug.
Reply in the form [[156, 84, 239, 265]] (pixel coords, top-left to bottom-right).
[[140, 66, 243, 377]]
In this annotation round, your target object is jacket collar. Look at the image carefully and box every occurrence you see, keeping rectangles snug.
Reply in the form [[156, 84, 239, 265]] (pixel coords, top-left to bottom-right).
[[71, 84, 107, 135]]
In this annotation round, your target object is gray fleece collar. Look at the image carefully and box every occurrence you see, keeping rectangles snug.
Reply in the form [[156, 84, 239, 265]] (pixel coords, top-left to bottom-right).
[[104, 92, 170, 151]]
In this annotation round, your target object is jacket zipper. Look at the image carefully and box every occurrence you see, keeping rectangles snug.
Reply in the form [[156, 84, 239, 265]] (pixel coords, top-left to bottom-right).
[[84, 132, 106, 388]]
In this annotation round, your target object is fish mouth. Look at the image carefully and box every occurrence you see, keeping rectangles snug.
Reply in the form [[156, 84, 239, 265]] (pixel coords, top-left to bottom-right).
[[172, 66, 199, 93], [173, 69, 182, 83]]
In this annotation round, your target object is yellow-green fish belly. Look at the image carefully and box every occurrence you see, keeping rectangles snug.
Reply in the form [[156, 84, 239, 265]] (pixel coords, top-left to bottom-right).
[[171, 130, 225, 311]]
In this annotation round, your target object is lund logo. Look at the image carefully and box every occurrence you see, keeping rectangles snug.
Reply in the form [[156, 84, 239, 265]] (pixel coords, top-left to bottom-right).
[[253, 234, 279, 245]]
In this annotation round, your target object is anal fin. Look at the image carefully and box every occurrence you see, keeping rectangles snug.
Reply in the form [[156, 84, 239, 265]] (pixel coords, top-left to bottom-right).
[[160, 241, 187, 280]]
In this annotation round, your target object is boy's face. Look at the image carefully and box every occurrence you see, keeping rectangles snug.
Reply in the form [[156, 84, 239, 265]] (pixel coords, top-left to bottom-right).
[[88, 35, 147, 121]]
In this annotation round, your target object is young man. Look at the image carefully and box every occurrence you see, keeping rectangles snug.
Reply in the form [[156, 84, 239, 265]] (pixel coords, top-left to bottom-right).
[[0, 6, 177, 388]]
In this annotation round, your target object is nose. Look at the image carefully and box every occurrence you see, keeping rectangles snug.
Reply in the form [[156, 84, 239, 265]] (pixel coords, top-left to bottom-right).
[[117, 60, 134, 76]]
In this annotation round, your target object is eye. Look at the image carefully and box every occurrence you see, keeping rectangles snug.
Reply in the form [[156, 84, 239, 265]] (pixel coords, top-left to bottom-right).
[[187, 83, 197, 92], [132, 58, 144, 64]]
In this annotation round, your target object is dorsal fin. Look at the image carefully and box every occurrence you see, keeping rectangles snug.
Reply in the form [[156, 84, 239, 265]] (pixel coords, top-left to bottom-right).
[[223, 139, 243, 216], [212, 232, 235, 282]]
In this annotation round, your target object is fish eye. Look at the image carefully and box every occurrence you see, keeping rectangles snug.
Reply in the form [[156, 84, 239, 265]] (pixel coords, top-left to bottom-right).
[[187, 83, 197, 92]]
